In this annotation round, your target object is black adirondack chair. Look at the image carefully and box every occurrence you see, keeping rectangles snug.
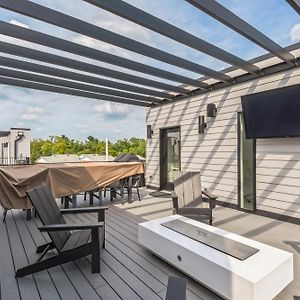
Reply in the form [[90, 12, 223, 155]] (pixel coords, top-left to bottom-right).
[[15, 185, 107, 278], [171, 172, 217, 225]]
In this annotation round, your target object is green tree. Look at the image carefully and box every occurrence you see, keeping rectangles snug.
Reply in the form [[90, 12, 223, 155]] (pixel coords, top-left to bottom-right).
[[41, 141, 53, 156], [30, 135, 146, 162]]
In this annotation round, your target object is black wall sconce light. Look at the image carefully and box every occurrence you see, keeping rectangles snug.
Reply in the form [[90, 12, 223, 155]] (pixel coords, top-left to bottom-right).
[[147, 125, 153, 139], [207, 103, 217, 118], [198, 104, 217, 135], [198, 115, 206, 134]]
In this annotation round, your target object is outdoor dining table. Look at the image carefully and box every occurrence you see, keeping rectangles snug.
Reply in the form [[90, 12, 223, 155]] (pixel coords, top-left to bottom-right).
[[0, 161, 144, 218]]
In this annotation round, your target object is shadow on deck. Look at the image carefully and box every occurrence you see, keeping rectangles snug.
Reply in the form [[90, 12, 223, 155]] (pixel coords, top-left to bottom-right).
[[0, 189, 299, 300]]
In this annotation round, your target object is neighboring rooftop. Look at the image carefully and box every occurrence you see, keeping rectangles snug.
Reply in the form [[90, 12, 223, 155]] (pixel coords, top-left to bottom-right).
[[0, 131, 9, 137], [136, 155, 146, 161], [36, 154, 81, 163], [0, 128, 31, 138], [36, 154, 116, 163], [79, 154, 115, 162], [10, 128, 31, 131]]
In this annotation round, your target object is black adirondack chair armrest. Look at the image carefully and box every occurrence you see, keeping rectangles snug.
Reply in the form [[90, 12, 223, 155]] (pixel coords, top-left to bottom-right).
[[60, 207, 108, 222], [171, 191, 179, 211], [60, 207, 108, 214], [38, 222, 104, 232], [202, 189, 217, 199], [202, 189, 217, 209], [177, 207, 212, 216]]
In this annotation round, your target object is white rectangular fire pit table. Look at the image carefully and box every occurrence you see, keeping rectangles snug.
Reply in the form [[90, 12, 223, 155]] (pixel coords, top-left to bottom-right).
[[138, 215, 293, 300]]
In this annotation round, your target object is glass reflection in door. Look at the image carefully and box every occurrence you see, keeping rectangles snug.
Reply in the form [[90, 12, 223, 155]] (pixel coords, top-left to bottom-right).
[[167, 130, 180, 182], [160, 127, 181, 190], [238, 112, 256, 211]]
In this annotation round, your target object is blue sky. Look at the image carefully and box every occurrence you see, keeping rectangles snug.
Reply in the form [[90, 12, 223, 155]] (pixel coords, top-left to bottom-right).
[[0, 0, 299, 141]]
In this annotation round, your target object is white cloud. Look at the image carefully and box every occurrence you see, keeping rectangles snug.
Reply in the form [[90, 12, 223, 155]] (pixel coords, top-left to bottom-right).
[[113, 128, 123, 133], [0, 84, 145, 140], [72, 13, 152, 61], [76, 124, 88, 129], [20, 106, 43, 121], [26, 107, 43, 114], [93, 102, 129, 116], [290, 23, 300, 41], [75, 124, 89, 133], [20, 113, 39, 121], [9, 19, 30, 29], [79, 125, 90, 133], [15, 122, 25, 128]]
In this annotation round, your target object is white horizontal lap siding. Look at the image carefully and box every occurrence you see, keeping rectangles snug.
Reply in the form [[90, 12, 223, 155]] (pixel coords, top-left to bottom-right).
[[256, 137, 300, 216], [146, 65, 300, 217], [9, 129, 31, 159], [257, 204, 300, 219]]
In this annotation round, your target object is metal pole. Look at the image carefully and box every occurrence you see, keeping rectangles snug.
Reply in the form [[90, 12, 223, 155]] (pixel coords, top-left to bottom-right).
[[7, 140, 10, 165], [105, 138, 108, 161]]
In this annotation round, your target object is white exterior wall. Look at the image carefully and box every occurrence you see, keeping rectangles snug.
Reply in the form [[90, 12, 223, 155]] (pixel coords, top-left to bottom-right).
[[0, 128, 30, 162], [9, 128, 31, 159], [146, 64, 300, 219], [0, 135, 9, 159]]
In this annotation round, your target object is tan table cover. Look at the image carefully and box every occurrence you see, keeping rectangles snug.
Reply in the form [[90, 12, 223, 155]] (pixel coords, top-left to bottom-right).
[[0, 161, 144, 209]]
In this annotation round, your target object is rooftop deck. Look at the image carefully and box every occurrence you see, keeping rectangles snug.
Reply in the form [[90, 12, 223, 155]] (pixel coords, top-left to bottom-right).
[[0, 189, 299, 300]]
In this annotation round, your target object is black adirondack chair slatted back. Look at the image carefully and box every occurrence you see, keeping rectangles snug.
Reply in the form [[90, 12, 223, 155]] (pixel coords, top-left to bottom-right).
[[26, 185, 71, 251], [173, 172, 203, 208]]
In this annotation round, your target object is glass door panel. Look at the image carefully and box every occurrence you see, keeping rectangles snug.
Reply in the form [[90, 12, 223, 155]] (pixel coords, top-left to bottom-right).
[[238, 113, 256, 211], [167, 131, 180, 183], [160, 127, 181, 190]]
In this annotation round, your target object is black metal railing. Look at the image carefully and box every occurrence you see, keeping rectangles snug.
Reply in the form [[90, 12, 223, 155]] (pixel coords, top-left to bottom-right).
[[0, 157, 30, 166]]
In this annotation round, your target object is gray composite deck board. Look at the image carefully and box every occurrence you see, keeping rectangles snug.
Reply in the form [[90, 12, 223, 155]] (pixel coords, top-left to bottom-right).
[[5, 192, 298, 299], [0, 210, 21, 300], [104, 220, 214, 300], [102, 250, 160, 300], [32, 214, 96, 300], [105, 237, 166, 293], [60, 262, 101, 300], [75, 213, 165, 294], [95, 284, 121, 300], [73, 258, 106, 290], [12, 210, 61, 300], [1, 197, 225, 300], [87, 207, 221, 300], [63, 214, 144, 300], [106, 207, 221, 300], [5, 211, 41, 300], [67, 213, 163, 300], [20, 212, 83, 300], [63, 215, 141, 300], [80, 212, 205, 300]]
